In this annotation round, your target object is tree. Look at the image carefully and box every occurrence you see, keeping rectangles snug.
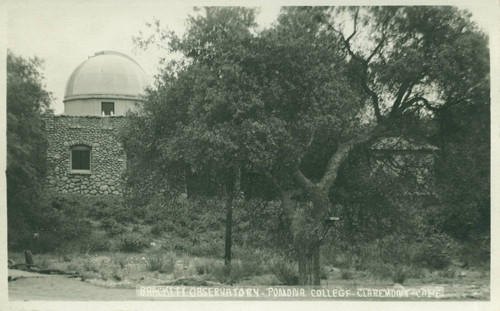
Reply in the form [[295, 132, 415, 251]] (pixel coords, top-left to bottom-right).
[[129, 6, 489, 284], [7, 50, 52, 248], [125, 7, 260, 265]]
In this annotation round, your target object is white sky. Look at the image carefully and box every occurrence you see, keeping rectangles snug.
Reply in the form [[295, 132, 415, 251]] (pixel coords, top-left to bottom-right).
[[5, 0, 498, 114]]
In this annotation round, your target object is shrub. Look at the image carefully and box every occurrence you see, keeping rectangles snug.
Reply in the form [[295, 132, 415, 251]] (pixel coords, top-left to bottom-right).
[[271, 258, 299, 285], [145, 252, 176, 273], [24, 194, 93, 253], [117, 232, 149, 252], [150, 221, 172, 237], [187, 240, 223, 258], [82, 232, 111, 253], [83, 260, 99, 272], [391, 266, 408, 284], [210, 262, 245, 284], [112, 253, 127, 269], [240, 259, 263, 277], [412, 233, 458, 270], [320, 266, 328, 280], [87, 195, 132, 223], [438, 269, 456, 278], [341, 269, 353, 280], [367, 262, 394, 280], [101, 218, 127, 237], [150, 224, 163, 236], [195, 259, 214, 275], [38, 256, 50, 269]]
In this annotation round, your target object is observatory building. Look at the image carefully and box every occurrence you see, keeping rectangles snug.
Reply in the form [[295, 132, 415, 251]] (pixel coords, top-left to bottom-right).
[[44, 51, 149, 196]]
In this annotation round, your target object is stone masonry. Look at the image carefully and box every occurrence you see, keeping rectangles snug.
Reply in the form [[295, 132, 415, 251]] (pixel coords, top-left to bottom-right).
[[44, 113, 128, 195]]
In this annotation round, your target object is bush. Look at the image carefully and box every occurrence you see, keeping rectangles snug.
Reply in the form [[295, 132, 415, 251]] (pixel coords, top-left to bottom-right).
[[210, 262, 245, 284], [112, 253, 127, 269], [341, 269, 353, 280], [195, 260, 215, 275], [145, 252, 176, 273], [412, 233, 458, 270], [271, 258, 299, 285], [438, 269, 456, 278], [150, 220, 173, 236], [87, 195, 133, 223], [83, 260, 99, 272], [187, 239, 223, 258], [391, 266, 408, 284], [102, 218, 127, 236], [117, 232, 150, 252], [240, 259, 263, 277], [23, 194, 93, 253], [82, 232, 111, 253]]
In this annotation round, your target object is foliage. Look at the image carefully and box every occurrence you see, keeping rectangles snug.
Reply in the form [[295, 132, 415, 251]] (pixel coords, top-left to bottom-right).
[[391, 265, 408, 284], [145, 251, 176, 273], [194, 259, 215, 275], [101, 218, 127, 237], [117, 232, 150, 252], [125, 6, 489, 283], [112, 253, 128, 269], [432, 102, 490, 265], [83, 260, 99, 272], [81, 232, 112, 253], [341, 269, 354, 280], [85, 195, 133, 223], [9, 192, 94, 253], [209, 261, 246, 284], [7, 50, 52, 249], [411, 233, 458, 270], [271, 257, 299, 285]]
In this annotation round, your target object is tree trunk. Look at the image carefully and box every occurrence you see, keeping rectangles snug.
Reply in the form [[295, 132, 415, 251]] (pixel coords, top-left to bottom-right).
[[224, 188, 234, 266], [296, 244, 321, 285], [293, 187, 331, 285], [223, 167, 239, 266]]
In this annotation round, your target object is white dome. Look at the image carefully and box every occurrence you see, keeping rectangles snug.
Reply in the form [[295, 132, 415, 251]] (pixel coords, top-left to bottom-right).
[[64, 51, 149, 102]]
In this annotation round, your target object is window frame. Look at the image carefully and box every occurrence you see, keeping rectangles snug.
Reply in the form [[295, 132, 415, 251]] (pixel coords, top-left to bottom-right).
[[70, 145, 92, 174], [101, 102, 115, 116]]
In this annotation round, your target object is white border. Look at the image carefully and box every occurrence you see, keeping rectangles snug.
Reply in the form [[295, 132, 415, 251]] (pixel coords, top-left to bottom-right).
[[1, 0, 498, 311]]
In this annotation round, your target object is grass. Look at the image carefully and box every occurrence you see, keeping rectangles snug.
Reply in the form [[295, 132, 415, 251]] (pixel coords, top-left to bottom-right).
[[7, 249, 490, 296], [112, 253, 127, 269], [271, 258, 299, 285], [145, 252, 176, 273]]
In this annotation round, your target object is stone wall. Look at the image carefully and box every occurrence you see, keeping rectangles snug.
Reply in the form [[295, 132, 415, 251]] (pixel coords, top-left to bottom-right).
[[44, 113, 128, 195]]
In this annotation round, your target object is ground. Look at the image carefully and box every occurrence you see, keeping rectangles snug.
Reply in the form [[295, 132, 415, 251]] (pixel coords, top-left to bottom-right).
[[8, 252, 490, 301]]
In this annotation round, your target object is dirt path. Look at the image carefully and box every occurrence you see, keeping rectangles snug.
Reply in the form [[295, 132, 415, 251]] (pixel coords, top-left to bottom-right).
[[9, 273, 140, 301], [8, 270, 490, 301]]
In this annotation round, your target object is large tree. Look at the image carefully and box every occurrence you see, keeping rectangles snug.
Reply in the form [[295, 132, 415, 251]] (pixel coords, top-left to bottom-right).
[[7, 50, 52, 248], [128, 6, 489, 284]]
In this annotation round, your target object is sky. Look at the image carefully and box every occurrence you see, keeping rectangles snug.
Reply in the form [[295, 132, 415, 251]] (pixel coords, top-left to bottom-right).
[[5, 0, 499, 114]]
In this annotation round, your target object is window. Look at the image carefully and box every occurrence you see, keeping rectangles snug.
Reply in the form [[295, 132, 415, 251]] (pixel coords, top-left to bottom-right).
[[101, 102, 114, 116], [71, 146, 91, 171]]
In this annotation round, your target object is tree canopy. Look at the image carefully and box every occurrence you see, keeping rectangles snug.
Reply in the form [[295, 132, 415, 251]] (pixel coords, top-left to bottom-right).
[[7, 50, 52, 247], [124, 6, 490, 284]]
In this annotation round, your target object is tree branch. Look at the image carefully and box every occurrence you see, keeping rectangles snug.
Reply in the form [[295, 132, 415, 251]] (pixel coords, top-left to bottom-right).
[[318, 140, 356, 191], [297, 130, 315, 164], [388, 80, 411, 120], [362, 82, 382, 122], [400, 96, 440, 113], [293, 168, 315, 190], [346, 8, 359, 46], [367, 34, 386, 63]]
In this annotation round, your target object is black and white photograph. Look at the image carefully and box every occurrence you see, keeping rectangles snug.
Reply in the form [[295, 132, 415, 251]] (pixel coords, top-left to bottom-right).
[[1, 0, 498, 310]]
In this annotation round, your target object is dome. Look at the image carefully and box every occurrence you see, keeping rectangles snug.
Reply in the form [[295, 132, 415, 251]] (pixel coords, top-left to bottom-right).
[[64, 51, 149, 102]]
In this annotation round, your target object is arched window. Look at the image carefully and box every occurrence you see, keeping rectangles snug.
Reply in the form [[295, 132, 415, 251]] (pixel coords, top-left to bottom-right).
[[71, 145, 91, 171]]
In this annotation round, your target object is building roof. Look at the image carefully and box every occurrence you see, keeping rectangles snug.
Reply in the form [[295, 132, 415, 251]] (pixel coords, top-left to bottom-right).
[[64, 51, 149, 102]]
